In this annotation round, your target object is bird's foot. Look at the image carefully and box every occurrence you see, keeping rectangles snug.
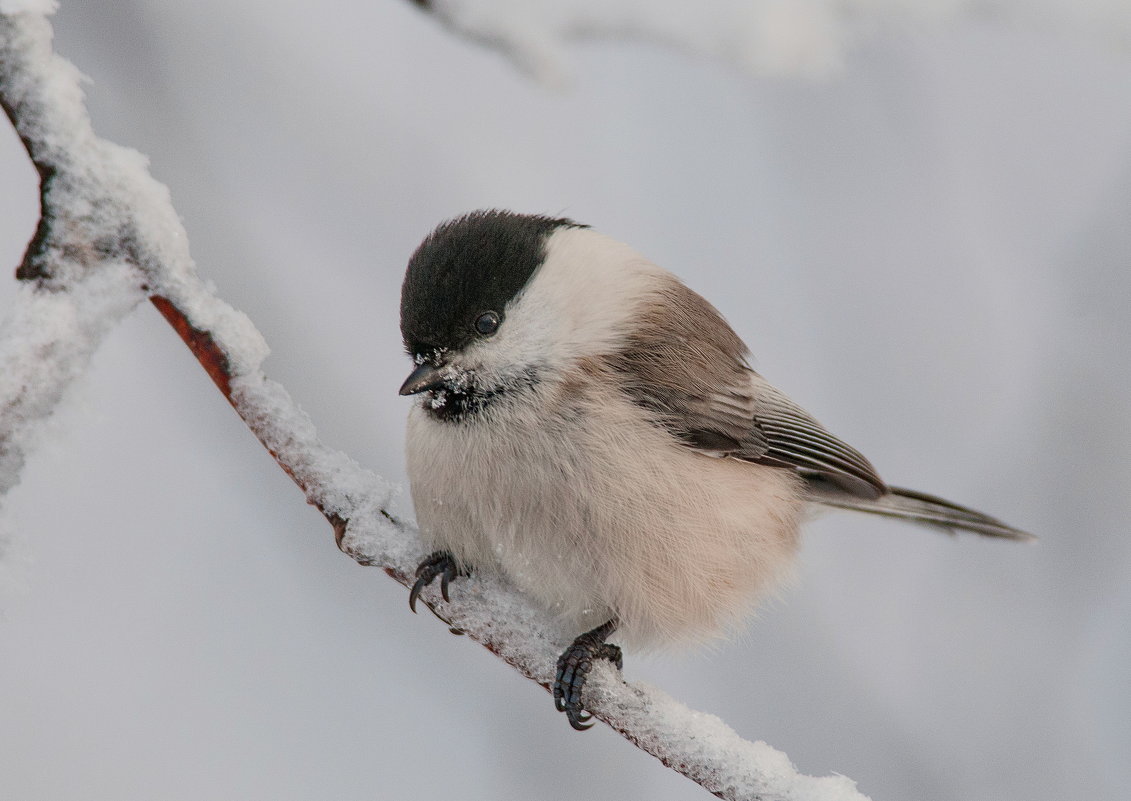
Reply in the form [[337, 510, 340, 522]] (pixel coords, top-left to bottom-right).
[[408, 550, 464, 613], [553, 620, 622, 731]]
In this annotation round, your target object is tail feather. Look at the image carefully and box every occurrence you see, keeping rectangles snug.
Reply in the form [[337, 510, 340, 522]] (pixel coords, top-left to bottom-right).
[[811, 482, 1033, 541]]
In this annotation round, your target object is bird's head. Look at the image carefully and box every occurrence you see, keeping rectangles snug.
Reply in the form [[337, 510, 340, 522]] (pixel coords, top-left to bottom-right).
[[398, 209, 658, 420]]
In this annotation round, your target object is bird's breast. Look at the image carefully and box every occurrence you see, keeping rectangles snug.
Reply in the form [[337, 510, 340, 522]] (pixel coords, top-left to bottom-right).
[[405, 381, 806, 648]]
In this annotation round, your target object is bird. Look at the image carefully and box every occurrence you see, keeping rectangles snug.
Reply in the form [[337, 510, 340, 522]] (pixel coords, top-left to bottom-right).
[[397, 209, 1030, 730]]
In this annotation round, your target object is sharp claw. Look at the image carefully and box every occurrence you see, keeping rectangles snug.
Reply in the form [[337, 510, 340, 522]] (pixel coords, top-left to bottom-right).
[[440, 569, 451, 602], [568, 712, 593, 731], [408, 577, 426, 613]]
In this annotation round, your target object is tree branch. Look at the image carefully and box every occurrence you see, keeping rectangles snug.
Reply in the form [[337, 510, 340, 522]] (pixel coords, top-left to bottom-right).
[[0, 8, 867, 800]]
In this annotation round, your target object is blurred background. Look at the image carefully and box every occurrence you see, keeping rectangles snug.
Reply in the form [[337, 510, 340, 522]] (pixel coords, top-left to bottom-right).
[[1, 2, 1129, 799]]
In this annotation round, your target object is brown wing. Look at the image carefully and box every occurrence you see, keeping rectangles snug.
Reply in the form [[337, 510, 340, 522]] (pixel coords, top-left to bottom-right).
[[610, 276, 886, 499], [744, 372, 886, 498]]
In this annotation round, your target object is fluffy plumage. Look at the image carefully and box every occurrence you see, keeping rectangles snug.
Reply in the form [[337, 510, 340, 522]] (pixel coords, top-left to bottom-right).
[[399, 210, 1029, 652]]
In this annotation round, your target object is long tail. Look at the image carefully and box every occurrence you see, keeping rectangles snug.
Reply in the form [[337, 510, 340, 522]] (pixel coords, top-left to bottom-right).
[[811, 483, 1033, 541]]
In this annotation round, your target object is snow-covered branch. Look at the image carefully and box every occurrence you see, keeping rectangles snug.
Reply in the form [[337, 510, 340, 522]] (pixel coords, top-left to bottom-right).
[[0, 7, 871, 800], [0, 6, 146, 496]]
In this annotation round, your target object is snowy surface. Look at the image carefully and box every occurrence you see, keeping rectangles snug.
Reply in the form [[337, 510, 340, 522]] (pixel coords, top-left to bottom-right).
[[0, 8, 870, 799], [1, 1, 1130, 800], [0, 268, 140, 493]]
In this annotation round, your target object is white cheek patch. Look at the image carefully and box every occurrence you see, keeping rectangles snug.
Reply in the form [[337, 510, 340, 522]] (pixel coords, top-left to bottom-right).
[[463, 227, 668, 381]]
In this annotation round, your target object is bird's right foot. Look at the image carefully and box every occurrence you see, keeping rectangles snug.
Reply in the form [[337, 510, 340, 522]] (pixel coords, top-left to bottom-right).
[[408, 550, 463, 613]]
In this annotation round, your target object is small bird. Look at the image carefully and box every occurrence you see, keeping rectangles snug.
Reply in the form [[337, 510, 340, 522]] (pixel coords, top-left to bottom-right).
[[398, 210, 1030, 730]]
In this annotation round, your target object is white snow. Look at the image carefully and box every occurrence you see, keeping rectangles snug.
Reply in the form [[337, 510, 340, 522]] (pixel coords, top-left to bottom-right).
[[0, 266, 143, 495], [2, 1, 1129, 800], [0, 8, 269, 498], [229, 373, 399, 527], [0, 7, 878, 795]]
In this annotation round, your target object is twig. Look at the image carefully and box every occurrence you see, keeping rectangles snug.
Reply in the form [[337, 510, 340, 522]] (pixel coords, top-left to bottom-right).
[[0, 8, 866, 800]]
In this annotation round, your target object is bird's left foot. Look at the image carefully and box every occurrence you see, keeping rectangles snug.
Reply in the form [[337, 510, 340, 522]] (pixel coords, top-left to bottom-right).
[[553, 619, 622, 731]]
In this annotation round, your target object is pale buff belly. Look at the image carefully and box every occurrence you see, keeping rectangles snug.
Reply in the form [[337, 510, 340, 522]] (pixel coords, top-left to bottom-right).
[[406, 391, 804, 649]]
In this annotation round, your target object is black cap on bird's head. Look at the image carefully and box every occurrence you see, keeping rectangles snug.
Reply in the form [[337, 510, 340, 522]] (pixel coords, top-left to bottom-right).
[[399, 210, 585, 364]]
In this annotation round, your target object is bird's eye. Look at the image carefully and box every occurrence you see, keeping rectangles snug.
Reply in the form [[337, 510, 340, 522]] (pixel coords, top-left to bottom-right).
[[474, 311, 501, 336]]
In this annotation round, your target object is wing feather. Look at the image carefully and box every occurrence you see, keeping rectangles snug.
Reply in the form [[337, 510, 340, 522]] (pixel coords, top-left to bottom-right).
[[609, 276, 886, 498]]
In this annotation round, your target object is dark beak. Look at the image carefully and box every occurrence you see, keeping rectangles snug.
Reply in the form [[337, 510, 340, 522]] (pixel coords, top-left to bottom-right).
[[399, 362, 447, 396]]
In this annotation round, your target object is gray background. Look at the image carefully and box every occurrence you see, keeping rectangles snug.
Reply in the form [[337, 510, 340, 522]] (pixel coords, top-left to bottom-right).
[[1, 2, 1129, 800]]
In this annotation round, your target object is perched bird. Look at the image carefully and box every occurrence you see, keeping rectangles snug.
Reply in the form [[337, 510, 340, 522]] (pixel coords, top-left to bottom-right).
[[398, 210, 1029, 730]]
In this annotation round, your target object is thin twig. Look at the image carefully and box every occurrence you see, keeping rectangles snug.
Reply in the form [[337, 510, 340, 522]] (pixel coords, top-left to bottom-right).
[[0, 9, 866, 800]]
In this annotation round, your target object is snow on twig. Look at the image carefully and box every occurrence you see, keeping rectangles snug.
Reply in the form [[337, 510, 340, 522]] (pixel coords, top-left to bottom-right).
[[0, 7, 870, 799], [0, 10, 145, 495]]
